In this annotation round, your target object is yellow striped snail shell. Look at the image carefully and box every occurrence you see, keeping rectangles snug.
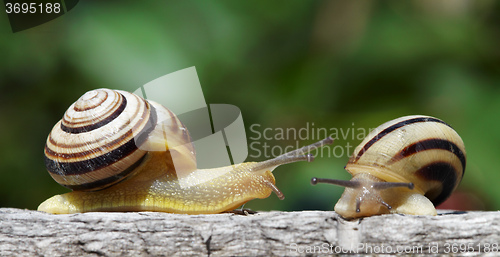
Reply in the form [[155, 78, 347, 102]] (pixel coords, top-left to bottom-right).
[[311, 115, 466, 219], [39, 88, 333, 214]]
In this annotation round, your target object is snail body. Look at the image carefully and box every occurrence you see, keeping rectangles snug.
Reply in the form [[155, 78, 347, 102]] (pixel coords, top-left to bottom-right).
[[40, 89, 333, 214], [312, 115, 466, 219]]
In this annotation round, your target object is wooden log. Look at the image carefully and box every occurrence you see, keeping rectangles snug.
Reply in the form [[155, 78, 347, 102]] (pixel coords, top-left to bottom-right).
[[0, 208, 499, 256]]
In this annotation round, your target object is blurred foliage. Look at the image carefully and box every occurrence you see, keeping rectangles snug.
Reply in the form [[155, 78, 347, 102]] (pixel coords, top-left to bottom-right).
[[1, 0, 499, 212]]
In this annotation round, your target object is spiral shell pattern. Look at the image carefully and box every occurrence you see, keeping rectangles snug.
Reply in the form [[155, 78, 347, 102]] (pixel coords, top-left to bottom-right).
[[346, 115, 466, 206], [44, 89, 157, 191]]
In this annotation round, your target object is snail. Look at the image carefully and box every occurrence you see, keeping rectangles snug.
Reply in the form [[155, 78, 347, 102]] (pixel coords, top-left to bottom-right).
[[311, 115, 466, 219], [39, 88, 333, 214]]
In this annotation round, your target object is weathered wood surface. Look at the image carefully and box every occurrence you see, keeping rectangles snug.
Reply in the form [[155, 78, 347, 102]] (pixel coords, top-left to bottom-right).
[[0, 208, 499, 256]]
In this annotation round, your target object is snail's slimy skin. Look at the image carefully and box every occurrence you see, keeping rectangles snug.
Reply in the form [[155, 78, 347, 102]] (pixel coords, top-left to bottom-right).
[[332, 174, 436, 219], [39, 152, 277, 214]]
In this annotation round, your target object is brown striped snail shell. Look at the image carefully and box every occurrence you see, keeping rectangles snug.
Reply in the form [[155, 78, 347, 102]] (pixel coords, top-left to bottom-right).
[[311, 115, 466, 219], [43, 88, 191, 191], [40, 88, 333, 214]]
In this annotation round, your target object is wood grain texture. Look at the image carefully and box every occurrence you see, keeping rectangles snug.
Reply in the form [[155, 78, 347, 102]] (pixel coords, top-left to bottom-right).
[[1, 208, 499, 256]]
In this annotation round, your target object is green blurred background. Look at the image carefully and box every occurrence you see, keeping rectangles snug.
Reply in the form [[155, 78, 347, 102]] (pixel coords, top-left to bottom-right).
[[1, 0, 498, 212]]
